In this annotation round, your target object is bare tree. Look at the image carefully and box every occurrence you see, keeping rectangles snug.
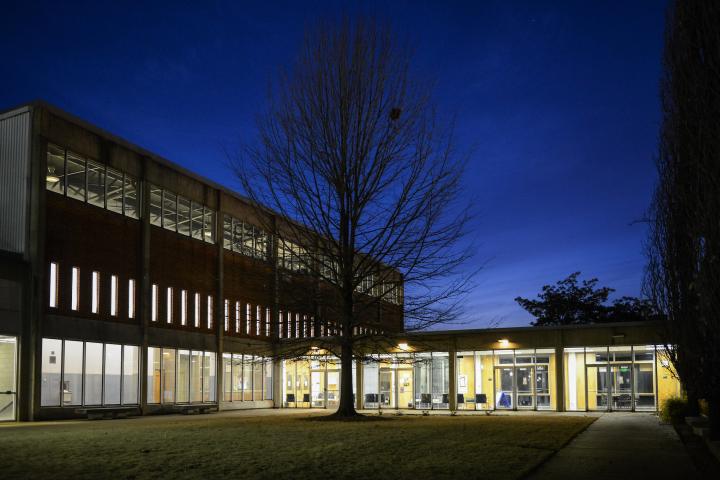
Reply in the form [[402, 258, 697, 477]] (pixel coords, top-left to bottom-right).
[[233, 18, 473, 417], [645, 0, 720, 437]]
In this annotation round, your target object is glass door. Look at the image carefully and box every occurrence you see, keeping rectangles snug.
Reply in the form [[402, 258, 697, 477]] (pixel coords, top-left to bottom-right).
[[535, 365, 551, 410], [310, 371, 325, 407], [516, 366, 534, 409], [611, 364, 633, 411], [326, 371, 340, 408], [397, 369, 413, 409], [0, 336, 17, 421], [587, 365, 609, 411], [633, 363, 655, 411], [494, 367, 514, 409], [379, 370, 395, 409]]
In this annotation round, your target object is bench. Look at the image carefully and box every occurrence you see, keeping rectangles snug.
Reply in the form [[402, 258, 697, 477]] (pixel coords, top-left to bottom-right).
[[75, 406, 140, 420], [167, 404, 219, 415]]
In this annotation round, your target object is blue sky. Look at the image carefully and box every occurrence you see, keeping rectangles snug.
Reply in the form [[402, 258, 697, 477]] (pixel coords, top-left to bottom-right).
[[1, 1, 668, 327]]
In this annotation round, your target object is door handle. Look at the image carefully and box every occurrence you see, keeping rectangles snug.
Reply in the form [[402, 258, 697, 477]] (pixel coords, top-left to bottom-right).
[[2, 391, 15, 394]]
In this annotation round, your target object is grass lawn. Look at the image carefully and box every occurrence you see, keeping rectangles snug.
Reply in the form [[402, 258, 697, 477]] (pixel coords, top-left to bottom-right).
[[0, 412, 594, 480]]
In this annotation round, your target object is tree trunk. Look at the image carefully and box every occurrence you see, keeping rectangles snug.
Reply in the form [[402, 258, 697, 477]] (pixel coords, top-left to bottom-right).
[[335, 341, 358, 417], [685, 388, 701, 417]]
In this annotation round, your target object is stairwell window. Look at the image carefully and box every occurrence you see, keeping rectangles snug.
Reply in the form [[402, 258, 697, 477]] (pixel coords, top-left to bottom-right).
[[180, 290, 187, 326], [151, 284, 158, 322], [49, 262, 59, 308], [91, 272, 100, 314], [71, 267, 80, 311], [166, 287, 173, 324], [110, 275, 118, 316], [128, 279, 136, 319], [194, 293, 200, 327]]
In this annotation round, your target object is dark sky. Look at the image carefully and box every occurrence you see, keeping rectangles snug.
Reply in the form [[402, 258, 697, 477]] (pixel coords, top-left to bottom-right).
[[1, 0, 668, 327]]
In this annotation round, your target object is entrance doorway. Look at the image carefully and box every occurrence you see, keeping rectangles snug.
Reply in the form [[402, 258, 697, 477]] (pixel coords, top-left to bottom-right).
[[326, 371, 340, 408], [379, 370, 395, 409], [0, 335, 17, 421], [587, 364, 634, 411], [397, 369, 413, 409]]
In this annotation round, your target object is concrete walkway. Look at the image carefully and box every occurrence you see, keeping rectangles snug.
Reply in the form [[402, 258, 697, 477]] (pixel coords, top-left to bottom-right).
[[528, 413, 699, 479]]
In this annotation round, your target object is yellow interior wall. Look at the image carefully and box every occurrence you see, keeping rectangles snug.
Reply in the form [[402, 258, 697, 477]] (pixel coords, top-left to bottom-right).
[[657, 357, 681, 408], [548, 354, 557, 410], [457, 356, 475, 409], [480, 354, 494, 409]]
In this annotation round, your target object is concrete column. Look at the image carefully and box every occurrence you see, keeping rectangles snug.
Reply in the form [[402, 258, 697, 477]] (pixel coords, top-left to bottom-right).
[[215, 192, 224, 407], [555, 346, 565, 412], [448, 349, 457, 411], [22, 130, 46, 421], [138, 157, 151, 414], [273, 357, 282, 408]]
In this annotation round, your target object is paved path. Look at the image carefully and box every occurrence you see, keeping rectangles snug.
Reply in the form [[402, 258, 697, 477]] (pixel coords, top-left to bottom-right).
[[527, 413, 699, 479]]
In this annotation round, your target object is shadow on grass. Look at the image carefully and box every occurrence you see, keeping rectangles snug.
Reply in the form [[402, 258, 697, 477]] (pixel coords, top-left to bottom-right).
[[302, 412, 393, 422]]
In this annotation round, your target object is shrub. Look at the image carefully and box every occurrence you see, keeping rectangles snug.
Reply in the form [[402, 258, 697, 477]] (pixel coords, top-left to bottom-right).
[[660, 397, 688, 423]]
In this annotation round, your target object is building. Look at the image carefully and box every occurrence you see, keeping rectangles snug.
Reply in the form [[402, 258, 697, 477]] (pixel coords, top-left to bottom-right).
[[0, 102, 680, 422]]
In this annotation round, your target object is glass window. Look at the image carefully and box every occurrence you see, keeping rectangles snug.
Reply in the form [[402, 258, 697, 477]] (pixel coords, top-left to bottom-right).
[[181, 290, 187, 326], [91, 271, 100, 314], [203, 208, 216, 244], [122, 345, 139, 405], [163, 191, 177, 231], [191, 202, 204, 240], [66, 152, 86, 201], [431, 353, 449, 408], [204, 352, 216, 402], [62, 340, 83, 406], [264, 360, 273, 400], [46, 144, 65, 194], [49, 262, 58, 308], [223, 215, 233, 250], [223, 353, 232, 401], [106, 167, 124, 214], [232, 219, 243, 252], [166, 287, 173, 324], [232, 354, 242, 401], [151, 284, 158, 322], [242, 356, 253, 401], [123, 175, 139, 219], [162, 348, 176, 404], [147, 347, 161, 404], [110, 275, 118, 316], [177, 350, 190, 403], [71, 267, 80, 311], [104, 344, 122, 405], [128, 279, 136, 318], [190, 350, 203, 402], [86, 160, 105, 207], [253, 359, 263, 401], [363, 362, 379, 408], [41, 339, 62, 406], [414, 354, 431, 409], [177, 196, 191, 236], [84, 342, 103, 406], [194, 293, 201, 327], [149, 185, 162, 227]]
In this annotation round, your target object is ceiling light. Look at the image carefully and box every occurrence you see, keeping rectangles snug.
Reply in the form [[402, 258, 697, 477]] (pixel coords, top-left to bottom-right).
[[498, 339, 509, 347]]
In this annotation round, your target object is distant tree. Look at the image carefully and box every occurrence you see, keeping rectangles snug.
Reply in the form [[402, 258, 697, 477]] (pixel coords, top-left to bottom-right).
[[516, 272, 658, 326], [515, 272, 613, 326], [234, 18, 473, 418], [604, 296, 664, 324]]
